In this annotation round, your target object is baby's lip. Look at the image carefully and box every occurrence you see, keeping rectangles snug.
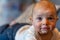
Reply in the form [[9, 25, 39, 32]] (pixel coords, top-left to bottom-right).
[[41, 27, 49, 29], [40, 26, 49, 29]]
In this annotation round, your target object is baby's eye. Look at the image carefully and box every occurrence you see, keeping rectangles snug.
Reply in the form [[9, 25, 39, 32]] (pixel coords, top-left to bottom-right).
[[47, 17, 54, 21], [37, 17, 42, 21]]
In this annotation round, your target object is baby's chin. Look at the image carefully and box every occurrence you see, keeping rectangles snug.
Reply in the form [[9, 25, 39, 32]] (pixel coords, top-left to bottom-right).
[[39, 29, 49, 34], [39, 31, 48, 34], [39, 27, 51, 34]]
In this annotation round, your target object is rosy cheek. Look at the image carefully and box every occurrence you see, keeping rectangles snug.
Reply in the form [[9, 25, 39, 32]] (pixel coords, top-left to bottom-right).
[[35, 22, 40, 27], [49, 22, 56, 30], [35, 23, 41, 31], [33, 21, 41, 31]]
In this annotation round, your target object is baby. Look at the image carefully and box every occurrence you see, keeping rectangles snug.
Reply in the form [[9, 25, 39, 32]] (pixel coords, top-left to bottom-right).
[[15, 0, 60, 40]]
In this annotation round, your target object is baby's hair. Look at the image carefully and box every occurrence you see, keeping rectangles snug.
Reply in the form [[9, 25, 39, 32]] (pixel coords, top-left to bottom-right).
[[30, 0, 58, 17]]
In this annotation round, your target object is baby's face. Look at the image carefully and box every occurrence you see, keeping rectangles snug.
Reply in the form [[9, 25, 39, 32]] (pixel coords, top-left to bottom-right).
[[32, 8, 58, 34]]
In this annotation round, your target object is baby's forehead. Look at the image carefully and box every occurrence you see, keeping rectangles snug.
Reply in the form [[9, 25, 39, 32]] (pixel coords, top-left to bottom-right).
[[31, 1, 57, 17], [32, 9, 57, 17], [33, 8, 57, 16], [34, 1, 56, 10]]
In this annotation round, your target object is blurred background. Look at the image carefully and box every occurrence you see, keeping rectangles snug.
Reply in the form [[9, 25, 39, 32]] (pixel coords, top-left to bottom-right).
[[0, 0, 60, 31]]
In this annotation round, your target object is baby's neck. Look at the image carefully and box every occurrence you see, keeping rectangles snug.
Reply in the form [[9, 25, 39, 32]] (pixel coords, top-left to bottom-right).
[[35, 31, 53, 40]]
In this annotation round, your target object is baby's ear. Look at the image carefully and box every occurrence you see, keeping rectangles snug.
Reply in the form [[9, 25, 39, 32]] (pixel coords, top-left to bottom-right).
[[56, 16, 59, 20], [29, 16, 33, 22]]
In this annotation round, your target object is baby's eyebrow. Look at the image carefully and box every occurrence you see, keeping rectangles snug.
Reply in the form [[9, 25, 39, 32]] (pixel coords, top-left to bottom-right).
[[37, 14, 56, 17], [48, 15, 54, 16], [47, 14, 56, 17], [37, 15, 43, 16]]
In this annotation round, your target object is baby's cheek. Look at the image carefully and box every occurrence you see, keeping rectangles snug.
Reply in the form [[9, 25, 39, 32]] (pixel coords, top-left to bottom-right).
[[34, 23, 41, 31], [50, 23, 56, 30], [33, 21, 41, 31]]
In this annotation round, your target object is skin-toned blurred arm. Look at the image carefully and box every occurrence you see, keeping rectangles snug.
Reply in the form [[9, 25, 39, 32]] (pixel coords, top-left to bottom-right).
[[9, 4, 34, 26]]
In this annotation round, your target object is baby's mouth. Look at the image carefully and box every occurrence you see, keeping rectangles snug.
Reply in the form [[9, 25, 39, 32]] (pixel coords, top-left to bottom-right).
[[40, 26, 50, 30], [39, 26, 50, 34], [40, 28, 48, 31]]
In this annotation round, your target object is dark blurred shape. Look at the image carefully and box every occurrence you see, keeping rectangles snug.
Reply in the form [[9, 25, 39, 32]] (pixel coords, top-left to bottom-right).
[[57, 8, 60, 15], [0, 24, 9, 34], [0, 23, 30, 40]]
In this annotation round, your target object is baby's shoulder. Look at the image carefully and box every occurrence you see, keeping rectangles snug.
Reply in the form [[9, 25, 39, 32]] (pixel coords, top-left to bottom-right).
[[54, 28, 60, 40]]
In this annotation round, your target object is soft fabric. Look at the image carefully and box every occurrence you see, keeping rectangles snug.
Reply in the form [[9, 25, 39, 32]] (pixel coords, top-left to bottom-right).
[[15, 25, 60, 40]]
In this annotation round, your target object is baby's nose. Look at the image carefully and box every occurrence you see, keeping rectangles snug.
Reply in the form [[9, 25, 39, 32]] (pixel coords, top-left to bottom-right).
[[42, 18, 48, 25]]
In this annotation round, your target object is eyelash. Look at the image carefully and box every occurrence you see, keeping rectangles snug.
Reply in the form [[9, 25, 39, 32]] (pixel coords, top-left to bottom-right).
[[36, 17, 55, 21], [48, 17, 54, 20], [37, 17, 42, 21]]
